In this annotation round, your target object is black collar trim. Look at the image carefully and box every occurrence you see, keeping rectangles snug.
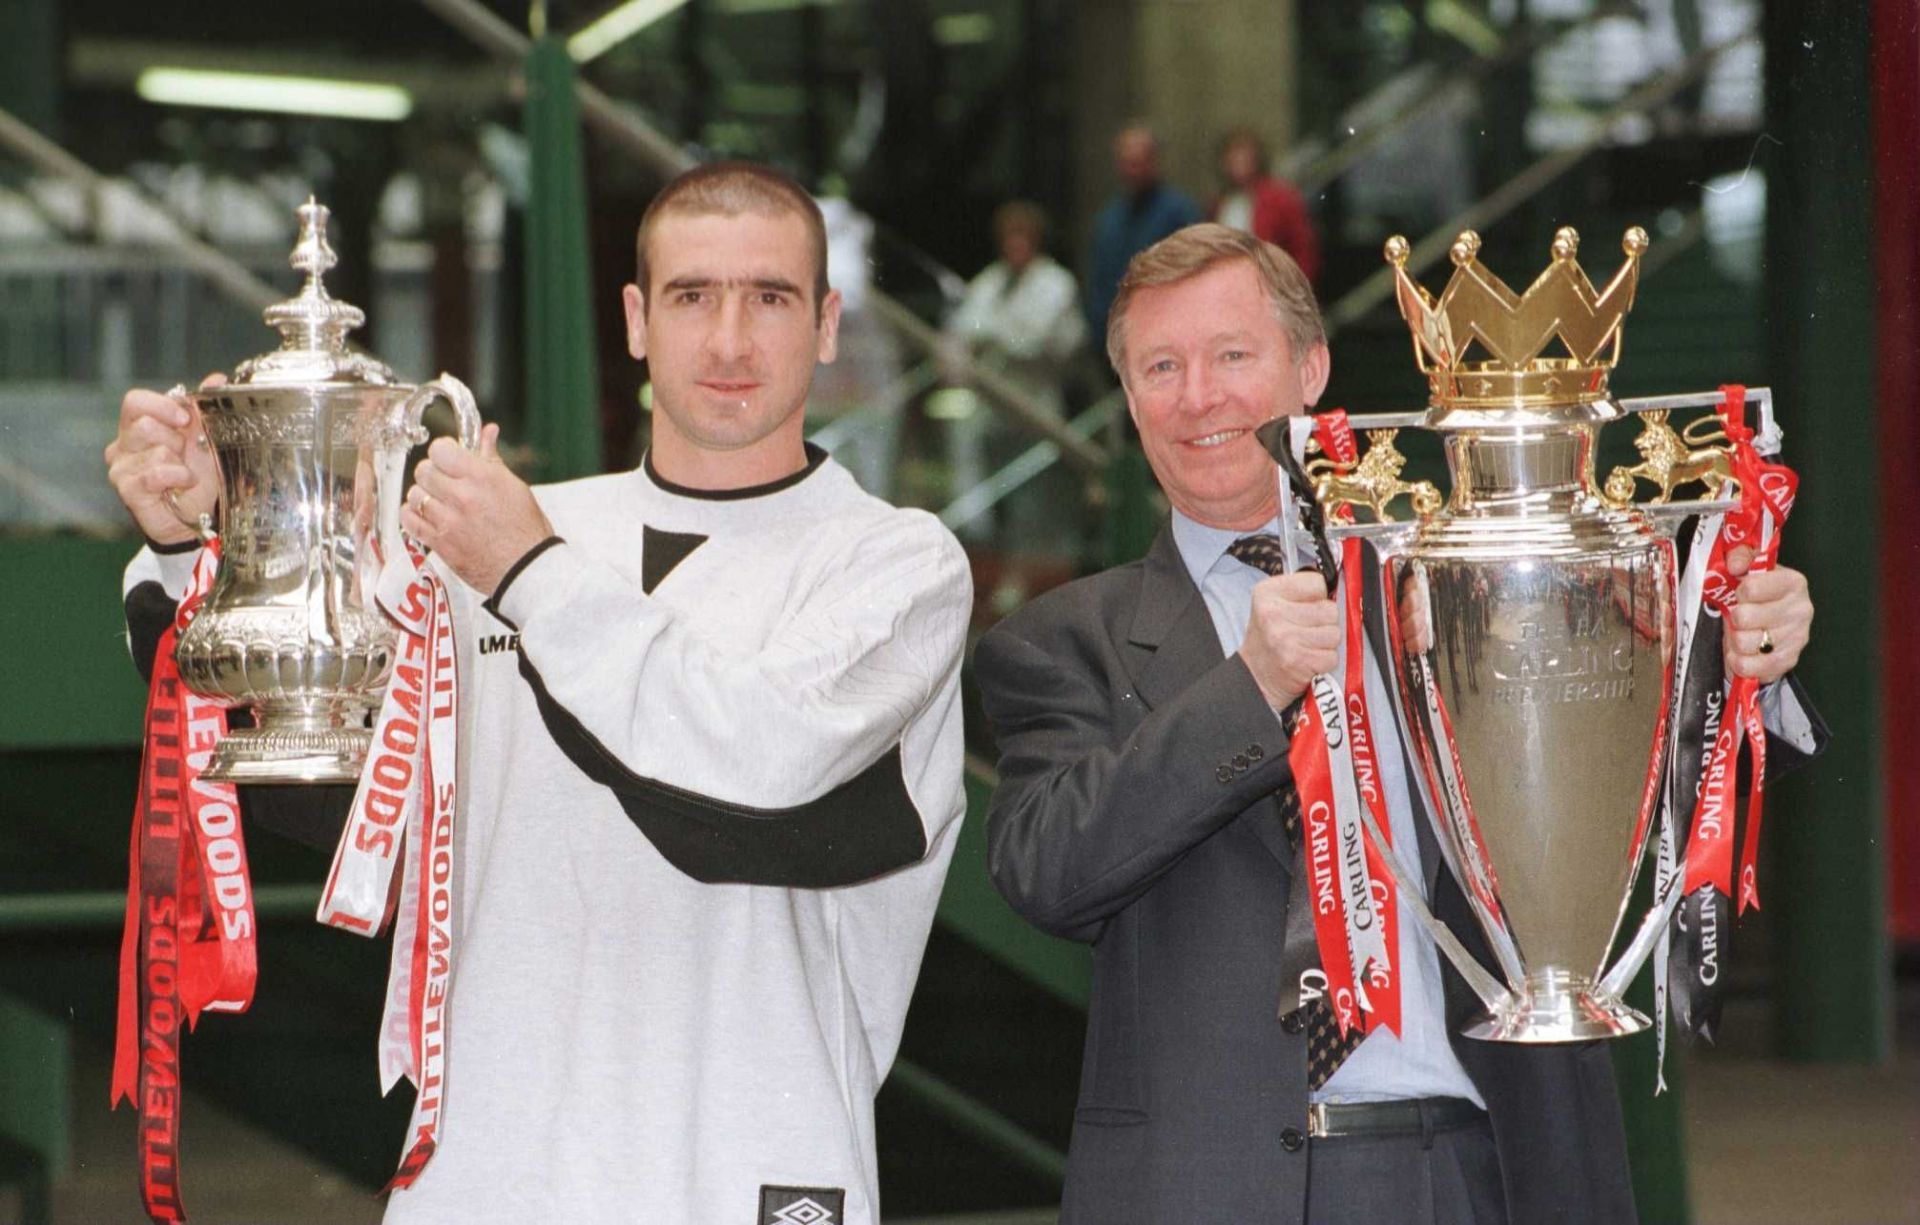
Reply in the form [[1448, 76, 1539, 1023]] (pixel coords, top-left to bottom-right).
[[643, 443, 828, 501]]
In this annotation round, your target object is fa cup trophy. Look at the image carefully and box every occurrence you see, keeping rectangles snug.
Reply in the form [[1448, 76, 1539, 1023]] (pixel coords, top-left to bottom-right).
[[1268, 226, 1784, 1042], [163, 198, 480, 784]]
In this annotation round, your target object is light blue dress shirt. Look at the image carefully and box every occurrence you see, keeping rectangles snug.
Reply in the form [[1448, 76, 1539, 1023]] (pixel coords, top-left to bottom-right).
[[1169, 510, 1485, 1107]]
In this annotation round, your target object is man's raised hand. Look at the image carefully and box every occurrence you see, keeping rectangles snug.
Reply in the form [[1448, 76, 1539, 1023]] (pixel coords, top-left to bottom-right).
[[104, 383, 221, 546], [1723, 545, 1813, 684], [1238, 572, 1340, 711], [401, 423, 554, 595]]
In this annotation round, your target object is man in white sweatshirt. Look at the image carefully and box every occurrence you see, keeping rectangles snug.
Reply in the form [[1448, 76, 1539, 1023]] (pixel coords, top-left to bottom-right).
[[107, 161, 972, 1225]]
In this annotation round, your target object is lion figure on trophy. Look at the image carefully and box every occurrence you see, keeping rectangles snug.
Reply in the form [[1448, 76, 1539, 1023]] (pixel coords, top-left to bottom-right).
[[1604, 409, 1738, 506], [1307, 428, 1444, 522]]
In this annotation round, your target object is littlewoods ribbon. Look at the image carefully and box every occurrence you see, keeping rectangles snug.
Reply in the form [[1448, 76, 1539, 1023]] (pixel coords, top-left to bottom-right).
[[317, 545, 460, 1190], [1285, 411, 1401, 1038], [113, 541, 259, 1223]]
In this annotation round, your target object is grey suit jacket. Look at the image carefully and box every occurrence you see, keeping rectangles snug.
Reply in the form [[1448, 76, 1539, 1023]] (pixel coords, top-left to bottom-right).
[[975, 524, 1636, 1225]]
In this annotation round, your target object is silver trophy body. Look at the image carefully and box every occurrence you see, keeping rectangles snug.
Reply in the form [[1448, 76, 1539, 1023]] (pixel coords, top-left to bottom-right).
[[1288, 227, 1760, 1042], [169, 199, 479, 784], [1386, 408, 1674, 1040]]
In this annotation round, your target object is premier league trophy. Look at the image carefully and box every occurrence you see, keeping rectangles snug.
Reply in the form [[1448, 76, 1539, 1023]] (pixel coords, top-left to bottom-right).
[[163, 198, 480, 784], [1268, 226, 1781, 1042]]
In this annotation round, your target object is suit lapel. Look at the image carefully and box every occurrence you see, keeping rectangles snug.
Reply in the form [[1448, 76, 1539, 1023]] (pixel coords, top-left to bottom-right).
[[1126, 524, 1296, 874], [1124, 525, 1221, 709]]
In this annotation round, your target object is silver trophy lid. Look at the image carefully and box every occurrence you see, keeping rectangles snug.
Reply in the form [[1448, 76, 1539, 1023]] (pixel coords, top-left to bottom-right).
[[233, 197, 397, 386]]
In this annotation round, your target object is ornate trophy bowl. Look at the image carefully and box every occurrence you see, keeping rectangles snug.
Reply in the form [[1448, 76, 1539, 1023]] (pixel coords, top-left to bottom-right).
[[1272, 226, 1763, 1042], [169, 199, 479, 784], [1389, 404, 1674, 1041]]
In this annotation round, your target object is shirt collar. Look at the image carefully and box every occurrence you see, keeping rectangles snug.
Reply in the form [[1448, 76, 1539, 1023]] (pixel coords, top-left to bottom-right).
[[1170, 509, 1283, 590]]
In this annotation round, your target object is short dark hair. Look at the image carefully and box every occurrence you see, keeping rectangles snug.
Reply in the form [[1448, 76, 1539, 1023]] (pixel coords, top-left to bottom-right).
[[634, 161, 829, 310]]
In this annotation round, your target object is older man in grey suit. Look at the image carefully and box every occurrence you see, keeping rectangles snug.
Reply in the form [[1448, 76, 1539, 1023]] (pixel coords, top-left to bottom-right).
[[974, 224, 1818, 1224]]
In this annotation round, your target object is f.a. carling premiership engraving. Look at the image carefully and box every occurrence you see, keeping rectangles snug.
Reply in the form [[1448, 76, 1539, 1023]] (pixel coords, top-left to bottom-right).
[[1263, 225, 1791, 1043], [162, 198, 481, 784]]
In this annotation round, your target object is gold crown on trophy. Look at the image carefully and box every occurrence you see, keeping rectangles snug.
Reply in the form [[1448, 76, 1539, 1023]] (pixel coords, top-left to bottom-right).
[[1385, 225, 1649, 410]]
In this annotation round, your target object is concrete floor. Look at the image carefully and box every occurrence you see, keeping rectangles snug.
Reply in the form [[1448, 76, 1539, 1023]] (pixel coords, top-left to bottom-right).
[[12, 998, 1917, 1225]]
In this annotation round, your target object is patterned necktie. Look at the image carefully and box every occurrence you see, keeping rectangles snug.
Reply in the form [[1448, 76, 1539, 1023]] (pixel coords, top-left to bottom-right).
[[1228, 533, 1368, 1089]]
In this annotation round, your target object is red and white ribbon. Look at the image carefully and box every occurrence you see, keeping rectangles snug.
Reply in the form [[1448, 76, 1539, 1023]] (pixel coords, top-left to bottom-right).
[[1683, 387, 1797, 913], [1285, 412, 1401, 1038], [316, 547, 460, 1190], [113, 542, 259, 1223]]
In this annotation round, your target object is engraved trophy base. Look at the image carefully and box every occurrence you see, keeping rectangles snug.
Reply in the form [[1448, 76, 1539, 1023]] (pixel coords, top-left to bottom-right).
[[1465, 969, 1651, 1044], [201, 707, 372, 785]]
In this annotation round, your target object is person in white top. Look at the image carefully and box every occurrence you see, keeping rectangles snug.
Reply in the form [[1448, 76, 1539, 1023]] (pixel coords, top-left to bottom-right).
[[943, 200, 1087, 549], [107, 161, 972, 1225]]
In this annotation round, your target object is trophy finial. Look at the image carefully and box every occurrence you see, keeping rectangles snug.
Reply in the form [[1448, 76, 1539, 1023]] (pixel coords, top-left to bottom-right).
[[290, 196, 340, 284], [261, 195, 365, 359], [233, 196, 392, 384]]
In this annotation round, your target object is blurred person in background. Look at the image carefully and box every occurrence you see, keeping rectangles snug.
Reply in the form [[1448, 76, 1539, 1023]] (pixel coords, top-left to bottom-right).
[[943, 200, 1087, 547], [1211, 126, 1321, 284], [1084, 123, 1201, 342], [809, 190, 906, 497]]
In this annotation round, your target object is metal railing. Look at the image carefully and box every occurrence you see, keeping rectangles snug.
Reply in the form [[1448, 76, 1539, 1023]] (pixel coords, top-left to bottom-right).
[[1279, 1, 1638, 198], [1323, 25, 1760, 334], [416, 0, 1108, 478]]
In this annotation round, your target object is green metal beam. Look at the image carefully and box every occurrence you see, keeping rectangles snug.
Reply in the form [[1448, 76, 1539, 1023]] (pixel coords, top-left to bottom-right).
[[887, 1059, 1067, 1189], [0, 883, 320, 933]]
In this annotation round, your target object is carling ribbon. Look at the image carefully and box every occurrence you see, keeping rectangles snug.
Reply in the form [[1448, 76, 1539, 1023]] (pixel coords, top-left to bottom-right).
[[316, 545, 460, 1190], [1654, 511, 1723, 1081], [1284, 411, 1400, 1037], [113, 541, 259, 1223], [1670, 385, 1798, 1042]]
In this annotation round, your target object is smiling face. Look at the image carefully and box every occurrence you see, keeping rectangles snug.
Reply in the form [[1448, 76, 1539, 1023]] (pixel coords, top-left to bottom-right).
[[622, 209, 841, 484], [1121, 258, 1329, 529]]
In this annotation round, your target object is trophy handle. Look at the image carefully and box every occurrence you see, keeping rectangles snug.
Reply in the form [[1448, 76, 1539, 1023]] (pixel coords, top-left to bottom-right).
[[161, 384, 216, 544], [1342, 774, 1514, 1016], [377, 374, 483, 569], [1595, 855, 1689, 1001]]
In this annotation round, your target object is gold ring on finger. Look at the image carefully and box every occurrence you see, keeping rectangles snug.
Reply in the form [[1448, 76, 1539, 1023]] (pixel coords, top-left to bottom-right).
[[1759, 628, 1774, 655]]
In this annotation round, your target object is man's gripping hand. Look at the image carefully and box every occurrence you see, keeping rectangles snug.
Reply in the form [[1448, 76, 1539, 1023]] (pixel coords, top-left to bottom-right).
[[104, 382, 221, 547], [1723, 546, 1813, 684], [401, 424, 555, 595], [1238, 572, 1340, 711]]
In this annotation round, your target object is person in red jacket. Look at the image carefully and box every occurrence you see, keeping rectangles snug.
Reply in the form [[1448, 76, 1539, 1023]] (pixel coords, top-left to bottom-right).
[[1212, 127, 1321, 284]]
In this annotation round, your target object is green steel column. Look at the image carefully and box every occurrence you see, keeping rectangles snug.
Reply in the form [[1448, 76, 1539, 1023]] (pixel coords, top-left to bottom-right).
[[1762, 1, 1890, 1062], [0, 0, 58, 156], [523, 31, 606, 483]]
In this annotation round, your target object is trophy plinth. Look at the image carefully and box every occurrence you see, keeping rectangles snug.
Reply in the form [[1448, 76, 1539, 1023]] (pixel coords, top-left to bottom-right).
[[170, 198, 480, 784], [1465, 969, 1651, 1044]]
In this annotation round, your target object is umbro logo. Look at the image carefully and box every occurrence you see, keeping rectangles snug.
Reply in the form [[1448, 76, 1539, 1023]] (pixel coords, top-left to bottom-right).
[[759, 1185, 844, 1224], [478, 632, 520, 656]]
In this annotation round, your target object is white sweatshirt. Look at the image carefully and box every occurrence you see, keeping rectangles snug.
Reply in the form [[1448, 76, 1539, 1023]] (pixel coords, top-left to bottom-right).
[[128, 450, 973, 1225]]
